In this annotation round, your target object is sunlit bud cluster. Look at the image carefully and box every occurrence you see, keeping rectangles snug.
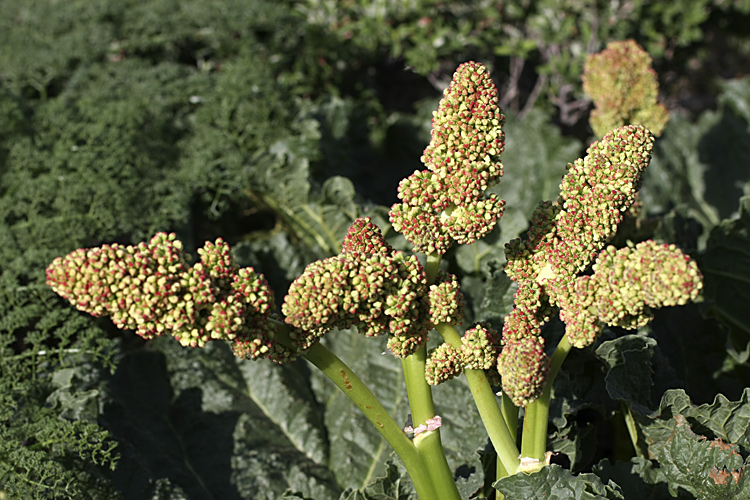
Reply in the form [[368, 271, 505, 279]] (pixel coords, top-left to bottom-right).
[[507, 125, 655, 285], [505, 125, 654, 294], [497, 334, 550, 408], [428, 271, 464, 326], [390, 61, 506, 254], [496, 307, 550, 406], [282, 217, 434, 357], [425, 343, 464, 385], [583, 39, 669, 137], [425, 322, 502, 385], [341, 216, 393, 255], [46, 233, 279, 360], [497, 124, 702, 406], [558, 241, 703, 348], [460, 322, 502, 371]]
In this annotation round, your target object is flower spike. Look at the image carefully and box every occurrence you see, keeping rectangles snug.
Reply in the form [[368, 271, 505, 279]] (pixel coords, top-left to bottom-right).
[[498, 124, 702, 406], [46, 233, 280, 360], [583, 39, 669, 137], [390, 61, 506, 254], [282, 217, 431, 357]]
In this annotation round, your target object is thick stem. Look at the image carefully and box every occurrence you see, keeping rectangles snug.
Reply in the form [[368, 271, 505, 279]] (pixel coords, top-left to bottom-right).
[[402, 345, 461, 500], [520, 334, 573, 464], [495, 392, 518, 496], [424, 252, 442, 283], [436, 323, 521, 475], [501, 393, 518, 444], [396, 251, 460, 499], [304, 342, 439, 500]]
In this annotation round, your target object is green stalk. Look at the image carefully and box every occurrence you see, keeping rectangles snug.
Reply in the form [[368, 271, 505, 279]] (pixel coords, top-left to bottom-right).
[[402, 348, 462, 500], [424, 252, 442, 283], [520, 334, 573, 464], [623, 403, 644, 459], [304, 342, 439, 500], [396, 251, 461, 499], [435, 323, 521, 475], [501, 392, 519, 444], [495, 392, 518, 496]]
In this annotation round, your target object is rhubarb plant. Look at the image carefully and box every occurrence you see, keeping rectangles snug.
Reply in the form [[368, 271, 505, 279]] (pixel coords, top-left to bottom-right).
[[43, 61, 714, 499]]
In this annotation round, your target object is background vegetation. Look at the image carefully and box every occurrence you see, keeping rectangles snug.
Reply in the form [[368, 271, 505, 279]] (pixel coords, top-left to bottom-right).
[[1, 0, 750, 498]]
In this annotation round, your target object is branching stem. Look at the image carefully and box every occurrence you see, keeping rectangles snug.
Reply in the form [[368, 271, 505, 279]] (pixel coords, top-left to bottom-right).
[[435, 323, 521, 475], [304, 342, 440, 500], [402, 348, 461, 500], [520, 334, 573, 463]]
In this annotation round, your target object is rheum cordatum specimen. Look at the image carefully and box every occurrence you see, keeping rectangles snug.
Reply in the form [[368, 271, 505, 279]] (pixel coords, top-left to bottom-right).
[[47, 61, 703, 500]]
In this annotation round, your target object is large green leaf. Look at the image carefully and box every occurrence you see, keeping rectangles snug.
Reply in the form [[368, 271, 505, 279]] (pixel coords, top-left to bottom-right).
[[594, 457, 694, 500], [701, 196, 750, 340], [639, 414, 750, 499], [494, 464, 624, 499], [596, 335, 657, 413], [641, 82, 750, 241], [639, 389, 750, 450], [611, 388, 750, 499], [104, 338, 340, 500]]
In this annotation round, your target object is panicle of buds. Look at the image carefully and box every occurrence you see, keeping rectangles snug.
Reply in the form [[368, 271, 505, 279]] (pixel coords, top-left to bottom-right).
[[424, 322, 503, 385], [390, 61, 506, 254], [46, 233, 281, 361], [506, 125, 655, 285], [582, 39, 669, 137], [498, 124, 702, 407], [428, 270, 464, 326], [497, 334, 550, 408], [460, 322, 502, 371], [558, 241, 703, 347], [425, 343, 464, 385], [283, 217, 454, 357]]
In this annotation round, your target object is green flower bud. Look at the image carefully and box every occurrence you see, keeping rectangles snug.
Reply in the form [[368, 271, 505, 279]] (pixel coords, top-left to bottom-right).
[[390, 61, 506, 254], [46, 233, 277, 360], [497, 335, 550, 407], [425, 343, 464, 385], [282, 220, 431, 357], [461, 322, 501, 371], [428, 271, 464, 326], [555, 240, 703, 347]]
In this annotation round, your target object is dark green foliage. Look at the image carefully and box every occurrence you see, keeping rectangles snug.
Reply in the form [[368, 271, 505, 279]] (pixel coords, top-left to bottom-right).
[[495, 464, 624, 499]]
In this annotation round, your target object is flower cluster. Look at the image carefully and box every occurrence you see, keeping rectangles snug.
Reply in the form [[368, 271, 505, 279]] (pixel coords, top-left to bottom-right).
[[46, 233, 281, 361], [428, 271, 464, 326], [390, 61, 506, 255], [559, 241, 703, 348], [424, 322, 502, 385], [582, 39, 669, 137], [283, 217, 464, 357], [498, 125, 703, 406]]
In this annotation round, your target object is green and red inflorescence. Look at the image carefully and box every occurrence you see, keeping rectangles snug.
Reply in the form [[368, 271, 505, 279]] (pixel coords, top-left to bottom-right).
[[559, 241, 703, 348], [283, 217, 467, 357], [46, 233, 282, 361], [497, 335, 550, 408], [428, 270, 464, 326], [499, 124, 703, 406], [425, 322, 503, 385], [582, 39, 669, 137], [390, 61, 506, 255]]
